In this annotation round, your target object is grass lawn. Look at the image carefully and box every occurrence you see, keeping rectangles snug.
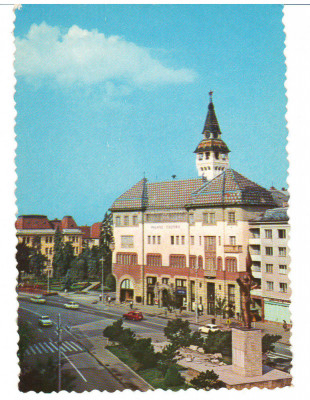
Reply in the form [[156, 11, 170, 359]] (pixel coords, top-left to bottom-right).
[[106, 345, 189, 390]]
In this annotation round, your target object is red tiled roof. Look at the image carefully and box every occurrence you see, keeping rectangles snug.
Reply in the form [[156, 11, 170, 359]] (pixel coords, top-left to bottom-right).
[[91, 222, 102, 239], [111, 169, 276, 211], [188, 169, 276, 207], [61, 216, 78, 230], [80, 225, 91, 239], [50, 219, 61, 230], [15, 215, 53, 230]]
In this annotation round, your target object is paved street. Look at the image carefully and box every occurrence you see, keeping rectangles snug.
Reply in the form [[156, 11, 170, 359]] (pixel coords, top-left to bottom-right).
[[18, 292, 292, 391]]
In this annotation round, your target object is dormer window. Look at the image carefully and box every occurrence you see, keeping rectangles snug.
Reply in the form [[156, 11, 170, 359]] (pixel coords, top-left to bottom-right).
[[198, 153, 203, 160]]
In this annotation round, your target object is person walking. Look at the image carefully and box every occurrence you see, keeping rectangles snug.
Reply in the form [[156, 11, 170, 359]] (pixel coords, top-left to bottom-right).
[[130, 300, 133, 309], [226, 318, 231, 328]]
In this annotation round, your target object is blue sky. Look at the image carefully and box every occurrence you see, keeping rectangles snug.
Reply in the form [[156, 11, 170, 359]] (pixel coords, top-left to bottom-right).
[[15, 4, 287, 225]]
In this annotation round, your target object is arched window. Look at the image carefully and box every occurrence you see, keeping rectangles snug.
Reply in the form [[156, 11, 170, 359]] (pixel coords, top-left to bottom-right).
[[121, 279, 134, 289], [198, 256, 203, 269]]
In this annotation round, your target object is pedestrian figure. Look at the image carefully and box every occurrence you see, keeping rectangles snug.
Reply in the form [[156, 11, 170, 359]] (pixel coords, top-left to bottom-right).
[[226, 318, 231, 328], [198, 303, 203, 316], [130, 300, 133, 309], [108, 296, 111, 304]]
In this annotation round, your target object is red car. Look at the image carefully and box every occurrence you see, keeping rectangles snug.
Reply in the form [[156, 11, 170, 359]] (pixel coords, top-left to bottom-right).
[[123, 311, 143, 321]]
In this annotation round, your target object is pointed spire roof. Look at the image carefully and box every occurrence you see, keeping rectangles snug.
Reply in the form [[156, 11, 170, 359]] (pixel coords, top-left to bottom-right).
[[201, 91, 221, 138], [194, 91, 230, 154]]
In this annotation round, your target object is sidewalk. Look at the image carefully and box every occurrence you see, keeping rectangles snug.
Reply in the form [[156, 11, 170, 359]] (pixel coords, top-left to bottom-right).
[[71, 324, 153, 391], [59, 292, 291, 345]]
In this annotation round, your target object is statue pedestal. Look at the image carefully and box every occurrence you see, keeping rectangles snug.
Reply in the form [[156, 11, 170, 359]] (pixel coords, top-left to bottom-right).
[[232, 327, 262, 377]]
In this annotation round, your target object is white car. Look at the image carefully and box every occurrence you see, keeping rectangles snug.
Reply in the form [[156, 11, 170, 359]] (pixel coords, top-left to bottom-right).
[[30, 295, 46, 304], [198, 324, 220, 335], [38, 315, 53, 327], [64, 301, 80, 310]]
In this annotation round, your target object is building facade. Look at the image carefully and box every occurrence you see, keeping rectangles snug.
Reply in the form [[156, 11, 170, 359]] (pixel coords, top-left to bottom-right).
[[110, 96, 278, 316], [16, 215, 84, 273], [249, 208, 290, 323]]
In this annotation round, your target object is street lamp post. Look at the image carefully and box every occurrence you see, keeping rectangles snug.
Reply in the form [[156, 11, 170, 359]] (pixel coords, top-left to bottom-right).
[[195, 265, 199, 324], [101, 257, 104, 303], [57, 313, 62, 392]]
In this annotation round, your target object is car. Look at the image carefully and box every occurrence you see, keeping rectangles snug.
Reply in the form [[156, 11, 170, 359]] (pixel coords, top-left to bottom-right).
[[30, 295, 46, 304], [38, 315, 53, 327], [64, 301, 80, 310], [123, 311, 143, 321], [198, 324, 220, 335]]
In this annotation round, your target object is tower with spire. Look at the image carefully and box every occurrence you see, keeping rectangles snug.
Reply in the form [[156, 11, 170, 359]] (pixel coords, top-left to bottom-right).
[[194, 91, 230, 180]]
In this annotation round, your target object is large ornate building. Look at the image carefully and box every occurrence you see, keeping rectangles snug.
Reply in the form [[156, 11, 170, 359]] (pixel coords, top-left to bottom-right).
[[110, 94, 279, 317]]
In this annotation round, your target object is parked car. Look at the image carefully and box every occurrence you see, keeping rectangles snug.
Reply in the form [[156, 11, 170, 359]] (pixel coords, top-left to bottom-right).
[[198, 324, 220, 334], [30, 295, 46, 304], [38, 315, 53, 327], [123, 311, 144, 321], [64, 301, 80, 310]]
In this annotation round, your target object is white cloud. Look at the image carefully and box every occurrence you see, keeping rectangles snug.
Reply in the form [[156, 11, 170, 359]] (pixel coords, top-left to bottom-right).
[[15, 22, 196, 91]]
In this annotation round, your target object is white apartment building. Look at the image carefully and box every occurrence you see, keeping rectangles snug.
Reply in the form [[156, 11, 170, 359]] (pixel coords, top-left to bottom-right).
[[249, 208, 290, 323]]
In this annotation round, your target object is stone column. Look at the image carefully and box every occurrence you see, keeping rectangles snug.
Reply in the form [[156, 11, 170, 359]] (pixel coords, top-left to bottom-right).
[[232, 327, 262, 377]]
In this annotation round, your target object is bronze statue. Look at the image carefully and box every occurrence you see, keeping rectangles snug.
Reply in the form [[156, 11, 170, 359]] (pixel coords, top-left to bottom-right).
[[236, 247, 258, 329]]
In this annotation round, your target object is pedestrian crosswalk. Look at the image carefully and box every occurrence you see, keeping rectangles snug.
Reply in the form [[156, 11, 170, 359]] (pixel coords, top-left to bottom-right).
[[25, 341, 84, 356]]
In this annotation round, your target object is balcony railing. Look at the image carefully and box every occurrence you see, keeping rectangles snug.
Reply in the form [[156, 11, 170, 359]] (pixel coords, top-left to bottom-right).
[[203, 269, 216, 278], [224, 245, 243, 253]]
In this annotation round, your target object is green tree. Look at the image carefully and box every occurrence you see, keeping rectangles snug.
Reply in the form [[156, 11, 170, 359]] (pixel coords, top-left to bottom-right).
[[99, 212, 113, 279], [158, 343, 180, 374], [215, 297, 227, 317], [105, 274, 116, 290], [29, 236, 47, 276], [52, 227, 64, 278], [164, 364, 185, 387], [61, 242, 75, 277], [203, 330, 232, 356], [18, 321, 34, 365], [190, 370, 225, 390], [19, 357, 76, 392], [131, 338, 158, 369], [16, 242, 31, 282], [262, 334, 282, 354], [164, 318, 192, 347], [103, 318, 124, 341]]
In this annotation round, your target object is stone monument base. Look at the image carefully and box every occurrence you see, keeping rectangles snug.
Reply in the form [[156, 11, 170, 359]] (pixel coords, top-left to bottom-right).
[[232, 327, 262, 377]]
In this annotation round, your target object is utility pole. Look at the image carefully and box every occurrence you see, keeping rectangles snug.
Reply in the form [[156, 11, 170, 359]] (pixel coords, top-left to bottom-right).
[[57, 313, 62, 392], [101, 257, 104, 303], [195, 266, 199, 324], [47, 268, 50, 293]]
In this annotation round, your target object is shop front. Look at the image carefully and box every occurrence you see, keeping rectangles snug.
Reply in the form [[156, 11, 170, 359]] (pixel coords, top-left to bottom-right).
[[120, 279, 134, 303]]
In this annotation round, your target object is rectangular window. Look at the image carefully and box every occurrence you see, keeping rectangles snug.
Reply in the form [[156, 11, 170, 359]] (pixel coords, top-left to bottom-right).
[[203, 212, 216, 224], [176, 236, 179, 245], [189, 214, 194, 224], [252, 261, 261, 272], [265, 229, 272, 239], [204, 236, 216, 251], [45, 248, 49, 255], [133, 216, 138, 225], [189, 255, 197, 268], [45, 237, 48, 243], [266, 264, 273, 273], [157, 236, 161, 245], [147, 236, 151, 245], [181, 236, 185, 245], [218, 236, 221, 246], [199, 236, 202, 246], [124, 216, 129, 226], [229, 236, 236, 245], [279, 264, 288, 274], [162, 278, 169, 284], [228, 212, 236, 224], [171, 236, 174, 245], [190, 236, 195, 246], [266, 281, 274, 291], [115, 216, 121, 226], [170, 255, 186, 268], [176, 279, 186, 287], [205, 257, 216, 271], [121, 235, 134, 248], [152, 236, 156, 245], [265, 247, 273, 256], [278, 229, 286, 239], [146, 254, 162, 267], [279, 247, 287, 257], [279, 282, 288, 293], [49, 248, 53, 255]]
